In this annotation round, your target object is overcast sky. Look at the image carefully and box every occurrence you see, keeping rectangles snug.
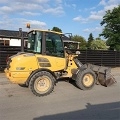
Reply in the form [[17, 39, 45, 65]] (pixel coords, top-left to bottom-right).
[[0, 0, 120, 40]]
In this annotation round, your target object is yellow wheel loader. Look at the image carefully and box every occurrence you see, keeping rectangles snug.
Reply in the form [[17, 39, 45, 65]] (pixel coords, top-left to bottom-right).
[[4, 30, 116, 97]]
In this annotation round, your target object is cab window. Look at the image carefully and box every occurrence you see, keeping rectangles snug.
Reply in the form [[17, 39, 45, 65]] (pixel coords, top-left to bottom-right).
[[27, 31, 42, 53], [45, 32, 64, 57]]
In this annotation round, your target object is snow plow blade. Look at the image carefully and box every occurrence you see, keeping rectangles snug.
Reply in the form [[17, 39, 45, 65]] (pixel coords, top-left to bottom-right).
[[86, 64, 117, 87]]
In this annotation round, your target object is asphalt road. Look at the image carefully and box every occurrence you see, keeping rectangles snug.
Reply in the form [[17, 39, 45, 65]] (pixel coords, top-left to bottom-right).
[[0, 68, 120, 120]]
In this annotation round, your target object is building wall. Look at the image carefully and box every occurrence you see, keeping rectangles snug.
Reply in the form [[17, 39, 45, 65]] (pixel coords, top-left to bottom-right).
[[10, 39, 21, 46], [0, 38, 28, 46]]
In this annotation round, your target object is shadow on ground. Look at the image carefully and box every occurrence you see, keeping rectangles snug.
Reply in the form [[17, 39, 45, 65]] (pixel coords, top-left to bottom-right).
[[57, 78, 78, 88], [33, 101, 120, 120]]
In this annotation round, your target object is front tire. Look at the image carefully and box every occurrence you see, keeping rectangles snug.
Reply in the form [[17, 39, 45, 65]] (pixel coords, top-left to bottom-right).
[[29, 71, 55, 97], [76, 69, 96, 90]]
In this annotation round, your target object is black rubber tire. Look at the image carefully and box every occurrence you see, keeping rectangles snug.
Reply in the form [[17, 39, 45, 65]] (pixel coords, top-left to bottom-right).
[[29, 71, 55, 97], [76, 68, 96, 90]]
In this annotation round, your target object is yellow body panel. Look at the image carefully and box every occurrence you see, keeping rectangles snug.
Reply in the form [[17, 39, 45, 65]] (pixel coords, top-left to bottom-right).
[[5, 69, 30, 84], [5, 53, 39, 84], [4, 53, 67, 84], [36, 54, 66, 71], [8, 54, 39, 72]]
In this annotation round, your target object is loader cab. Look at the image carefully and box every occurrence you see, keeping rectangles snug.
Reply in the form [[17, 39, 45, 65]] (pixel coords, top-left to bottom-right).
[[27, 30, 66, 71], [27, 30, 65, 58]]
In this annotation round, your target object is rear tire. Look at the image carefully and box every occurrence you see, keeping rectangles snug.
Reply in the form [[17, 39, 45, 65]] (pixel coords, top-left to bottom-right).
[[29, 71, 55, 97], [76, 68, 96, 90]]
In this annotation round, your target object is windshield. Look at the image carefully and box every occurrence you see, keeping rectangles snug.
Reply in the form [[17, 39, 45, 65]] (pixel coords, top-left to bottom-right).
[[27, 31, 42, 53]]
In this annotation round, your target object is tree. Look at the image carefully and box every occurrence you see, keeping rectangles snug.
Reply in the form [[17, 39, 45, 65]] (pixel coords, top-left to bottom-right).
[[90, 38, 107, 50], [51, 27, 62, 33], [100, 5, 120, 51], [71, 35, 87, 50], [87, 33, 94, 49]]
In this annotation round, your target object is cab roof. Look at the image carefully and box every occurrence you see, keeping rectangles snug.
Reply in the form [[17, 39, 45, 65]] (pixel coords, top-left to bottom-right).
[[28, 29, 63, 35]]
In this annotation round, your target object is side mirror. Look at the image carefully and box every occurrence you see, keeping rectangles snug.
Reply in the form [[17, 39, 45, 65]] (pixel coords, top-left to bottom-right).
[[76, 51, 81, 55]]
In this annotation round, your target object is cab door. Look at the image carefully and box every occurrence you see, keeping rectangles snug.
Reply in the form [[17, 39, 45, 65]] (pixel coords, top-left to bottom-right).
[[45, 32, 66, 71]]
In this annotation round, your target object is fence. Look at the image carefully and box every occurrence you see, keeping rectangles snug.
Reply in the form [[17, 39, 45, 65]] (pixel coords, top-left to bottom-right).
[[0, 46, 27, 71], [77, 50, 120, 67], [0, 46, 120, 71]]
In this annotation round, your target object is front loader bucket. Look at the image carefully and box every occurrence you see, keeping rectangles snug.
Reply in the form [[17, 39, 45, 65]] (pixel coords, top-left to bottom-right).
[[73, 58, 116, 87], [87, 64, 117, 87]]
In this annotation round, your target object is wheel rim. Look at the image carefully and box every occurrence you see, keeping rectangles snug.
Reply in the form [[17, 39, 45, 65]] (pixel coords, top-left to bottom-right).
[[83, 74, 94, 87], [34, 76, 51, 94]]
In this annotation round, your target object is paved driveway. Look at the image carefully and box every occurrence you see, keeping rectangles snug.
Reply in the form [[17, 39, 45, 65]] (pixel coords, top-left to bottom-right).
[[0, 68, 120, 120]]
